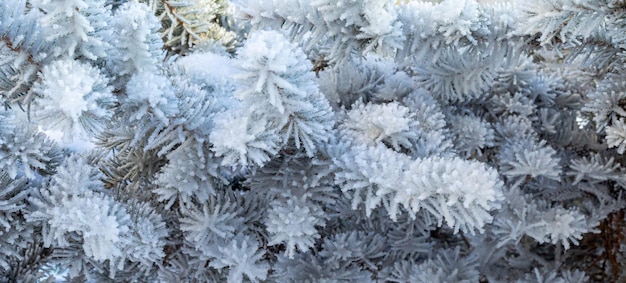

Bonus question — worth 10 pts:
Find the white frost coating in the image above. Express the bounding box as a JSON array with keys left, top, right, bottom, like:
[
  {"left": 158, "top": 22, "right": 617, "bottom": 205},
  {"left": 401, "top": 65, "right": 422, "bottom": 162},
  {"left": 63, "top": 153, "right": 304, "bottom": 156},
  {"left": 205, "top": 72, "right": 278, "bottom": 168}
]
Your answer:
[
  {"left": 606, "top": 119, "right": 626, "bottom": 154},
  {"left": 211, "top": 30, "right": 333, "bottom": 165},
  {"left": 32, "top": 0, "right": 111, "bottom": 60},
  {"left": 125, "top": 72, "right": 178, "bottom": 125},
  {"left": 432, "top": 0, "right": 467, "bottom": 23},
  {"left": 360, "top": 0, "right": 397, "bottom": 36},
  {"left": 46, "top": 193, "right": 129, "bottom": 261},
  {"left": 266, "top": 195, "right": 324, "bottom": 258},
  {"left": 176, "top": 52, "right": 238, "bottom": 83},
  {"left": 45, "top": 70, "right": 89, "bottom": 120},
  {"left": 32, "top": 58, "right": 114, "bottom": 142},
  {"left": 109, "top": 1, "right": 163, "bottom": 75},
  {"left": 333, "top": 143, "right": 504, "bottom": 234},
  {"left": 210, "top": 235, "right": 270, "bottom": 283},
  {"left": 341, "top": 101, "right": 417, "bottom": 150}
]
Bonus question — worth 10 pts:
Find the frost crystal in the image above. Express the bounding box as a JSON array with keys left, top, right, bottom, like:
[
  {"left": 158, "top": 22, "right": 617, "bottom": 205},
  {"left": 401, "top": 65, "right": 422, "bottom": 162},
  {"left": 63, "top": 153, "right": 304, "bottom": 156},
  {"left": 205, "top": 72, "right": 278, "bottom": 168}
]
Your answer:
[{"left": 32, "top": 59, "right": 114, "bottom": 142}]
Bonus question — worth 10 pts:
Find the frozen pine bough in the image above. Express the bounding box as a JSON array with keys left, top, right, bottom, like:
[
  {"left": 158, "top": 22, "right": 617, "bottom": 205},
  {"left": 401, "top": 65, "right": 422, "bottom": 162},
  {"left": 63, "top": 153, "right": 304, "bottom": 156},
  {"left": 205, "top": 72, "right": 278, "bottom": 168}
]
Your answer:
[{"left": 1, "top": 0, "right": 626, "bottom": 281}]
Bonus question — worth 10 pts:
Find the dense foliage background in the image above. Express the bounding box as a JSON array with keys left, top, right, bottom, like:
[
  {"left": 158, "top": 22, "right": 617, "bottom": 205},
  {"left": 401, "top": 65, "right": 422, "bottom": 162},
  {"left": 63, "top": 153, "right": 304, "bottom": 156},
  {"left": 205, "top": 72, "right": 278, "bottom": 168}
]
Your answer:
[{"left": 1, "top": 0, "right": 626, "bottom": 282}]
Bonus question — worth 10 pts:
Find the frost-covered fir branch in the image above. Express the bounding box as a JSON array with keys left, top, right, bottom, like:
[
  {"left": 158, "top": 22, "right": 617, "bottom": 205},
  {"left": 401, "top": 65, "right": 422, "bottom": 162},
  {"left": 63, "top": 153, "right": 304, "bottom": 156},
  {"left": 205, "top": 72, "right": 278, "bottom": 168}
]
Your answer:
[
  {"left": 2, "top": 0, "right": 626, "bottom": 282},
  {"left": 144, "top": 0, "right": 237, "bottom": 55}
]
